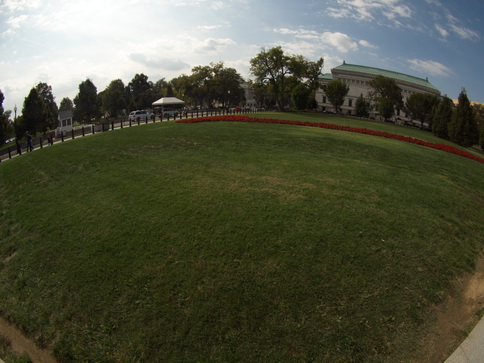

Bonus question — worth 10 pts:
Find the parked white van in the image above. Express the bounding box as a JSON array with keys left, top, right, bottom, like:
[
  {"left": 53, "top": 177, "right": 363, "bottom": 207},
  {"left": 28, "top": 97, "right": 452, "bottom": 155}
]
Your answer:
[{"left": 128, "top": 110, "right": 154, "bottom": 122}]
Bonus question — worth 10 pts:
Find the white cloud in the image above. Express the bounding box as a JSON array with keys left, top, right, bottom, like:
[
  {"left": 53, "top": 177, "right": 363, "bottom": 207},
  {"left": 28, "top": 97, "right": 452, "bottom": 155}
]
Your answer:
[
  {"left": 198, "top": 24, "right": 223, "bottom": 31},
  {"left": 172, "top": 0, "right": 227, "bottom": 8},
  {"left": 1, "top": 28, "right": 15, "bottom": 37},
  {"left": 441, "top": 9, "right": 480, "bottom": 41},
  {"left": 6, "top": 14, "right": 28, "bottom": 28},
  {"left": 327, "top": 0, "right": 412, "bottom": 25},
  {"left": 211, "top": 1, "right": 225, "bottom": 10},
  {"left": 273, "top": 28, "right": 358, "bottom": 53},
  {"left": 195, "top": 38, "right": 235, "bottom": 54},
  {"left": 392, "top": 4, "right": 411, "bottom": 18},
  {"left": 1, "top": 0, "right": 42, "bottom": 12},
  {"left": 327, "top": 7, "right": 352, "bottom": 19},
  {"left": 449, "top": 24, "right": 480, "bottom": 40},
  {"left": 323, "top": 32, "right": 358, "bottom": 52},
  {"left": 434, "top": 24, "right": 448, "bottom": 38},
  {"left": 322, "top": 54, "right": 344, "bottom": 71},
  {"left": 359, "top": 39, "right": 378, "bottom": 49},
  {"left": 273, "top": 40, "right": 321, "bottom": 57},
  {"left": 128, "top": 54, "right": 190, "bottom": 71},
  {"left": 273, "top": 28, "right": 320, "bottom": 40},
  {"left": 408, "top": 59, "right": 452, "bottom": 77}
]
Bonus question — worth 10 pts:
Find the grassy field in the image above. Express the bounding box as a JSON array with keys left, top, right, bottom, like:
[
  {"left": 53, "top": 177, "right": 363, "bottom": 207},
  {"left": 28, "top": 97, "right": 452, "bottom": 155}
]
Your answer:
[{"left": 0, "top": 113, "right": 483, "bottom": 361}]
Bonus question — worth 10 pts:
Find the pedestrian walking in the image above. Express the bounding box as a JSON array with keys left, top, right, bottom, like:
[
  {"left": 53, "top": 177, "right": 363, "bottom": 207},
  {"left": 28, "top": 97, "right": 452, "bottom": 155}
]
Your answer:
[{"left": 26, "top": 131, "right": 34, "bottom": 151}]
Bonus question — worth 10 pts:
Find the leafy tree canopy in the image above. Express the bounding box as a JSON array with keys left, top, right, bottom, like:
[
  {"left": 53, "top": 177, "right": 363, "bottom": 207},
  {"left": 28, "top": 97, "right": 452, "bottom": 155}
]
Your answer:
[
  {"left": 211, "top": 63, "right": 244, "bottom": 108},
  {"left": 128, "top": 73, "right": 156, "bottom": 110},
  {"left": 22, "top": 88, "right": 44, "bottom": 134},
  {"left": 475, "top": 104, "right": 484, "bottom": 150},
  {"left": 405, "top": 92, "right": 439, "bottom": 129},
  {"left": 250, "top": 47, "right": 323, "bottom": 111},
  {"left": 35, "top": 82, "right": 58, "bottom": 130},
  {"left": 378, "top": 97, "right": 394, "bottom": 121},
  {"left": 291, "top": 83, "right": 311, "bottom": 112},
  {"left": 74, "top": 78, "right": 100, "bottom": 122},
  {"left": 448, "top": 89, "right": 478, "bottom": 147},
  {"left": 170, "top": 62, "right": 244, "bottom": 108},
  {"left": 323, "top": 79, "right": 349, "bottom": 113},
  {"left": 0, "top": 89, "right": 9, "bottom": 144},
  {"left": 432, "top": 96, "right": 453, "bottom": 139},
  {"left": 355, "top": 94, "right": 370, "bottom": 118},
  {"left": 368, "top": 75, "right": 403, "bottom": 117},
  {"left": 101, "top": 79, "right": 127, "bottom": 118},
  {"left": 59, "top": 97, "right": 74, "bottom": 112},
  {"left": 170, "top": 74, "right": 194, "bottom": 104}
]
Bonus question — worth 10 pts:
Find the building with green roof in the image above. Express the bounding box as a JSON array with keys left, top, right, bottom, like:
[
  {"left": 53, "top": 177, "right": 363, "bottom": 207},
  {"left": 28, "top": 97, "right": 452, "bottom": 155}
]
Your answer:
[{"left": 316, "top": 62, "right": 440, "bottom": 122}]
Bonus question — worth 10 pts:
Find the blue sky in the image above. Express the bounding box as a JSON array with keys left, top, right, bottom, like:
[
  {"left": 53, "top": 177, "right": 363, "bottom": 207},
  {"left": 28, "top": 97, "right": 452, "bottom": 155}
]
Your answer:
[{"left": 1, "top": 0, "right": 483, "bottom": 114}]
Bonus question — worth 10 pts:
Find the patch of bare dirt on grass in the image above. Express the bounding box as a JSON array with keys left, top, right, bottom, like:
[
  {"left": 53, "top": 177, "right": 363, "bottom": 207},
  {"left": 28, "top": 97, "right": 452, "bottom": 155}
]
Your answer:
[
  {"left": 417, "top": 254, "right": 484, "bottom": 362},
  {"left": 0, "top": 317, "right": 57, "bottom": 363}
]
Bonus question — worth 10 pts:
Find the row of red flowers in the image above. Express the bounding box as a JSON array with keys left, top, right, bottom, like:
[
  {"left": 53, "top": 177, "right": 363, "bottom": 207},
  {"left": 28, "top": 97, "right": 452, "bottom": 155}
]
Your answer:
[{"left": 177, "top": 115, "right": 484, "bottom": 164}]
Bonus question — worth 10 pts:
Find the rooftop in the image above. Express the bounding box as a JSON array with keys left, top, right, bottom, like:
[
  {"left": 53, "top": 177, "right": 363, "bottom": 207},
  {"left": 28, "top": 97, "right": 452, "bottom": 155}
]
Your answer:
[{"left": 324, "top": 62, "right": 440, "bottom": 92}]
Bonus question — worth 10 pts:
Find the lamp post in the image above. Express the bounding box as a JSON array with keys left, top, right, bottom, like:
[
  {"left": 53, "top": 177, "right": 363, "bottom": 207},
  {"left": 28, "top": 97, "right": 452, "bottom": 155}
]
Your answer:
[{"left": 14, "top": 105, "right": 17, "bottom": 121}]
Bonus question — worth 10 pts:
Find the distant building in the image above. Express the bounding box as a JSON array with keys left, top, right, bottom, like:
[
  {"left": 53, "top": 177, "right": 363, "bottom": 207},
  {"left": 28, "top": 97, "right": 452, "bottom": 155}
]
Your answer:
[
  {"left": 316, "top": 62, "right": 440, "bottom": 123},
  {"left": 57, "top": 110, "right": 73, "bottom": 136},
  {"left": 241, "top": 81, "right": 257, "bottom": 108}
]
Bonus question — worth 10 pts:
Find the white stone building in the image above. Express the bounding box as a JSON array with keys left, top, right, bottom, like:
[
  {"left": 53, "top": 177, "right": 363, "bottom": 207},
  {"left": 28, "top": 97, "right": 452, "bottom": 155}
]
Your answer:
[
  {"left": 241, "top": 81, "right": 257, "bottom": 108},
  {"left": 56, "top": 110, "right": 73, "bottom": 136},
  {"left": 316, "top": 62, "right": 441, "bottom": 122}
]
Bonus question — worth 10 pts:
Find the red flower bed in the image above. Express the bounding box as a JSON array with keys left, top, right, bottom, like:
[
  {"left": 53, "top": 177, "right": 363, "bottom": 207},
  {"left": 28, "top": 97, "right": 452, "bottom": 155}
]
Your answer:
[{"left": 177, "top": 115, "right": 484, "bottom": 164}]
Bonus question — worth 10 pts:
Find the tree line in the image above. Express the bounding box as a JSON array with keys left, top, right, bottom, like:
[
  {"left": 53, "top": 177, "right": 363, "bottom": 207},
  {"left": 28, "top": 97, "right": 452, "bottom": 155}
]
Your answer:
[
  {"left": 0, "top": 46, "right": 483, "bottom": 150},
  {"left": 322, "top": 75, "right": 484, "bottom": 149},
  {"left": 0, "top": 61, "right": 250, "bottom": 142}
]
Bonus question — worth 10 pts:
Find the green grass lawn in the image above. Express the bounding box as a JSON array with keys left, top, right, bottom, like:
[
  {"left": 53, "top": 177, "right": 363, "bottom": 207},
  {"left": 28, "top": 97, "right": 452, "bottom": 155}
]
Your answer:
[{"left": 0, "top": 113, "right": 483, "bottom": 361}]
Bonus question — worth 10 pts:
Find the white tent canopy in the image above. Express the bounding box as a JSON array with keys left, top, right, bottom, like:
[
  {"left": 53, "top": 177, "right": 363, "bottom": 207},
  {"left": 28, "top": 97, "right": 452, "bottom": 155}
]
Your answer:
[{"left": 152, "top": 97, "right": 185, "bottom": 106}]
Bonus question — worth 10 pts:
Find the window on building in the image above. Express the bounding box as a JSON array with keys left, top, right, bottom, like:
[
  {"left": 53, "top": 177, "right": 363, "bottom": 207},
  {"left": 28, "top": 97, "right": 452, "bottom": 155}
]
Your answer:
[
  {"left": 323, "top": 96, "right": 327, "bottom": 104},
  {"left": 348, "top": 99, "right": 353, "bottom": 107}
]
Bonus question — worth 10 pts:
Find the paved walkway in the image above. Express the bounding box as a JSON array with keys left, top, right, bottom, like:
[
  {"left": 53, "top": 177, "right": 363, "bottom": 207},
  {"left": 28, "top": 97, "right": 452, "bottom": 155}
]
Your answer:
[{"left": 445, "top": 316, "right": 484, "bottom": 362}]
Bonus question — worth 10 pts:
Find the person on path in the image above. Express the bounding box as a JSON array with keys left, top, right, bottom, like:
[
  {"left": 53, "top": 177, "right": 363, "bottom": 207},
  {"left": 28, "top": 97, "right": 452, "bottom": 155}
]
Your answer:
[{"left": 26, "top": 131, "right": 34, "bottom": 151}]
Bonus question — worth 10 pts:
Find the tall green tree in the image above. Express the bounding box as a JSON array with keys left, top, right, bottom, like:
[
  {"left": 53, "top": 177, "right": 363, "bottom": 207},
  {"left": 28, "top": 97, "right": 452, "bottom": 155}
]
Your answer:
[
  {"left": 474, "top": 104, "right": 484, "bottom": 150},
  {"left": 480, "top": 121, "right": 484, "bottom": 151},
  {"left": 323, "top": 79, "right": 349, "bottom": 113},
  {"left": 303, "top": 57, "right": 325, "bottom": 92},
  {"left": 378, "top": 98, "right": 395, "bottom": 122},
  {"left": 252, "top": 81, "right": 276, "bottom": 108},
  {"left": 211, "top": 63, "right": 244, "bottom": 108},
  {"left": 101, "top": 79, "right": 127, "bottom": 118},
  {"left": 35, "top": 82, "right": 58, "bottom": 130},
  {"left": 250, "top": 47, "right": 323, "bottom": 111},
  {"left": 448, "top": 89, "right": 478, "bottom": 147},
  {"left": 0, "top": 90, "right": 9, "bottom": 144},
  {"left": 405, "top": 92, "right": 439, "bottom": 129},
  {"left": 250, "top": 47, "right": 291, "bottom": 111},
  {"left": 368, "top": 75, "right": 403, "bottom": 120},
  {"left": 128, "top": 73, "right": 155, "bottom": 110},
  {"left": 74, "top": 79, "right": 100, "bottom": 122},
  {"left": 190, "top": 64, "right": 215, "bottom": 107},
  {"left": 355, "top": 94, "right": 370, "bottom": 118},
  {"left": 291, "top": 83, "right": 311, "bottom": 112},
  {"left": 171, "top": 63, "right": 244, "bottom": 108},
  {"left": 22, "top": 88, "right": 44, "bottom": 134},
  {"left": 170, "top": 74, "right": 194, "bottom": 104},
  {"left": 152, "top": 78, "right": 168, "bottom": 100},
  {"left": 59, "top": 97, "right": 74, "bottom": 112},
  {"left": 432, "top": 97, "right": 453, "bottom": 139}
]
